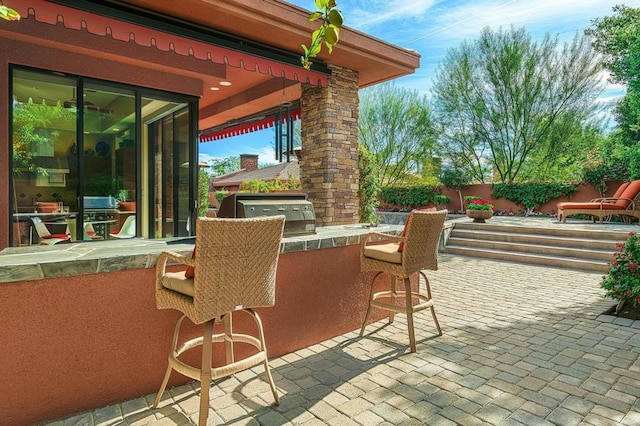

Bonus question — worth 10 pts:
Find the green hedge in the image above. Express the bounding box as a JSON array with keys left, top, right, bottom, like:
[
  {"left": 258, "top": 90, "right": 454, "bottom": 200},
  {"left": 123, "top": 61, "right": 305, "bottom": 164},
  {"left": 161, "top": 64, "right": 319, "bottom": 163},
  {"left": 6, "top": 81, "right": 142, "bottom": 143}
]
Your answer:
[
  {"left": 492, "top": 182, "right": 578, "bottom": 212},
  {"left": 379, "top": 185, "right": 441, "bottom": 209}
]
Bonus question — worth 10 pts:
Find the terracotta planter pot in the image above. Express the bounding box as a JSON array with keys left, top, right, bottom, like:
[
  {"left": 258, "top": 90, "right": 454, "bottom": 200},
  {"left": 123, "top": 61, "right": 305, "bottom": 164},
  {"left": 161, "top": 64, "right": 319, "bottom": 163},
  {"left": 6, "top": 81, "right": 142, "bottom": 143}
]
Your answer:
[
  {"left": 118, "top": 201, "right": 136, "bottom": 212},
  {"left": 466, "top": 209, "right": 493, "bottom": 223}
]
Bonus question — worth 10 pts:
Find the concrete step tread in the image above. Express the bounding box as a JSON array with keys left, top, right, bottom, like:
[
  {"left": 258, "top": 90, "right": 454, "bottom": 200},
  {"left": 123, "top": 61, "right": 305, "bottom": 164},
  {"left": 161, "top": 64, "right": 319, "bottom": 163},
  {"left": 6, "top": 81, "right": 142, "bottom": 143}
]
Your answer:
[
  {"left": 448, "top": 236, "right": 615, "bottom": 256},
  {"left": 444, "top": 246, "right": 609, "bottom": 272},
  {"left": 449, "top": 228, "right": 624, "bottom": 245},
  {"left": 453, "top": 222, "right": 631, "bottom": 241}
]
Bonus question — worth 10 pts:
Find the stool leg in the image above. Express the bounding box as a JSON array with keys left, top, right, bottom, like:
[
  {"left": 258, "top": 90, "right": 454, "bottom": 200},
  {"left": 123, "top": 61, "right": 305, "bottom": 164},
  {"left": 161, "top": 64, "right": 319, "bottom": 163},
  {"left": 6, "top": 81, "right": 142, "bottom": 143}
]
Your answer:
[
  {"left": 224, "top": 313, "right": 234, "bottom": 364},
  {"left": 153, "top": 315, "right": 186, "bottom": 408},
  {"left": 248, "top": 308, "right": 279, "bottom": 405},
  {"left": 420, "top": 271, "right": 442, "bottom": 336},
  {"left": 404, "top": 277, "right": 416, "bottom": 353},
  {"left": 360, "top": 272, "right": 383, "bottom": 336},
  {"left": 198, "top": 319, "right": 214, "bottom": 426},
  {"left": 389, "top": 276, "right": 397, "bottom": 324}
]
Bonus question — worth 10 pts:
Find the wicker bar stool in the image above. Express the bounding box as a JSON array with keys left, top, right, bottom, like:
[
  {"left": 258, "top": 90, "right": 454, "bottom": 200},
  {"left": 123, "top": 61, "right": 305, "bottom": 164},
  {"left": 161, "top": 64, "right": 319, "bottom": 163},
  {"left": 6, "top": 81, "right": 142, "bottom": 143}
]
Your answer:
[
  {"left": 153, "top": 216, "right": 285, "bottom": 425},
  {"left": 359, "top": 209, "right": 447, "bottom": 352}
]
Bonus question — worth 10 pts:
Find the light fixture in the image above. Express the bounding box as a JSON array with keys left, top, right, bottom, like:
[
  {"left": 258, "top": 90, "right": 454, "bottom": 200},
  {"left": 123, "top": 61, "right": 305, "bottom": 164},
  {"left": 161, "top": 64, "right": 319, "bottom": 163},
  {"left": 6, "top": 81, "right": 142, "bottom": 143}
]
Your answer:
[
  {"left": 219, "top": 81, "right": 232, "bottom": 86},
  {"left": 210, "top": 87, "right": 220, "bottom": 91},
  {"left": 63, "top": 88, "right": 77, "bottom": 110}
]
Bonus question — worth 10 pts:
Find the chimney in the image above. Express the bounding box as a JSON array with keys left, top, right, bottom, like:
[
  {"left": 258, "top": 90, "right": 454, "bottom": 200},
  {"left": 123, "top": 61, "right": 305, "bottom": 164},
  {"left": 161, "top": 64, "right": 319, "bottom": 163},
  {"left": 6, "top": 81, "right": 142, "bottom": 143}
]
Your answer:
[{"left": 240, "top": 154, "right": 258, "bottom": 172}]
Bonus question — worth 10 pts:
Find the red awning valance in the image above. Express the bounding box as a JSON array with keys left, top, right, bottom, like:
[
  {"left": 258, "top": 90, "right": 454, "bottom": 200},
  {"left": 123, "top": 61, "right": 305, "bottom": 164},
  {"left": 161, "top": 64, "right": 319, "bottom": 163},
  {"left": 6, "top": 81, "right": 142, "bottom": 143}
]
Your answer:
[
  {"left": 200, "top": 109, "right": 300, "bottom": 142},
  {"left": 13, "top": 0, "right": 327, "bottom": 86}
]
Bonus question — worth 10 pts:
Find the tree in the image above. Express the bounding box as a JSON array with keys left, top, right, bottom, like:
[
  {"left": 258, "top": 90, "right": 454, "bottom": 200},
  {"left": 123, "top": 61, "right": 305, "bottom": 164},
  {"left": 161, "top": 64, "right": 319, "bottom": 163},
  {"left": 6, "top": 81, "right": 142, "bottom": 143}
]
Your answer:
[
  {"left": 359, "top": 83, "right": 436, "bottom": 186},
  {"left": 432, "top": 26, "right": 605, "bottom": 184},
  {"left": 586, "top": 5, "right": 640, "bottom": 143},
  {"left": 207, "top": 156, "right": 240, "bottom": 177},
  {"left": 358, "top": 145, "right": 380, "bottom": 223}
]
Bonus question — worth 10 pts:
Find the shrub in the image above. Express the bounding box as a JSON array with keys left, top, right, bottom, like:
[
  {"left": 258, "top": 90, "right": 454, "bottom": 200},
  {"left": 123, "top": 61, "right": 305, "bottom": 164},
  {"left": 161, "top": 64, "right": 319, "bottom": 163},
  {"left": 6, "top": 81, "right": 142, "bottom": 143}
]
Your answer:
[
  {"left": 379, "top": 185, "right": 440, "bottom": 211},
  {"left": 602, "top": 232, "right": 640, "bottom": 308},
  {"left": 358, "top": 145, "right": 380, "bottom": 223},
  {"left": 492, "top": 182, "right": 577, "bottom": 214}
]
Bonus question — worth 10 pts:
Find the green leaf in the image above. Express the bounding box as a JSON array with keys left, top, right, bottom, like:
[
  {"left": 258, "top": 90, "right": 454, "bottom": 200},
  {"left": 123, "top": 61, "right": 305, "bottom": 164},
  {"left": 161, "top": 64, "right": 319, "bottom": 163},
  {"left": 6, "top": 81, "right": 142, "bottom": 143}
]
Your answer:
[
  {"left": 307, "top": 11, "right": 323, "bottom": 22},
  {"left": 301, "top": 44, "right": 309, "bottom": 55},
  {"left": 328, "top": 9, "right": 343, "bottom": 27},
  {"left": 0, "top": 6, "right": 20, "bottom": 21},
  {"left": 315, "top": 0, "right": 329, "bottom": 10},
  {"left": 324, "top": 25, "right": 339, "bottom": 45}
]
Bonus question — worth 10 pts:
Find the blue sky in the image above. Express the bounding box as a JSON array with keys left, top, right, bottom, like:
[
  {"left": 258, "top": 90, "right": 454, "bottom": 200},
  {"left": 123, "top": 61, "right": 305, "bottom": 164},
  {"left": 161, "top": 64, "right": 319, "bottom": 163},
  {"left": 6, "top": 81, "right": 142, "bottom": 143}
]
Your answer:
[{"left": 199, "top": 0, "right": 640, "bottom": 165}]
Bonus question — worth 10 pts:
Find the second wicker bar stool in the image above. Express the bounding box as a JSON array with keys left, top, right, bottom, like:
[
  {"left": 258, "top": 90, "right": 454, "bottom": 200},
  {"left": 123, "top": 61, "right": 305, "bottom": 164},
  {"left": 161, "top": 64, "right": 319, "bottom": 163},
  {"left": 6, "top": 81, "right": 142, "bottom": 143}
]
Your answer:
[{"left": 359, "top": 209, "right": 447, "bottom": 352}]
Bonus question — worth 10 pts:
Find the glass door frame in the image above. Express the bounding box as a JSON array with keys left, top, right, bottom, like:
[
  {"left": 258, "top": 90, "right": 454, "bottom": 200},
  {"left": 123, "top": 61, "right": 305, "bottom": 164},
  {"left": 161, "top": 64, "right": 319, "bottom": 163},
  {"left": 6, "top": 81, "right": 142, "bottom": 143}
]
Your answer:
[{"left": 8, "top": 65, "right": 199, "bottom": 245}]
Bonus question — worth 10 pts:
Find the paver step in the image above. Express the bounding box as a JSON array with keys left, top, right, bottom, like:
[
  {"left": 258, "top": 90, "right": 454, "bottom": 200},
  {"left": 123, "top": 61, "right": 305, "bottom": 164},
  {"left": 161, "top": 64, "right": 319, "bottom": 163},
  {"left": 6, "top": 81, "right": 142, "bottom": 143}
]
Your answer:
[
  {"left": 447, "top": 237, "right": 615, "bottom": 261},
  {"left": 444, "top": 245, "right": 609, "bottom": 273},
  {"left": 443, "top": 221, "right": 625, "bottom": 272},
  {"left": 453, "top": 221, "right": 630, "bottom": 241},
  {"left": 449, "top": 229, "right": 620, "bottom": 251}
]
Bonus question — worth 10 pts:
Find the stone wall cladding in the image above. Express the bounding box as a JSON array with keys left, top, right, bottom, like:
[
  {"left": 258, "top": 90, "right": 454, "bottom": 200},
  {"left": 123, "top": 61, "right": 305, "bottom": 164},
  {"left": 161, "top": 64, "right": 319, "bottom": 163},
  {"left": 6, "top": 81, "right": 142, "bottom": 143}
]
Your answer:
[
  {"left": 240, "top": 154, "right": 259, "bottom": 172},
  {"left": 300, "top": 65, "right": 359, "bottom": 226}
]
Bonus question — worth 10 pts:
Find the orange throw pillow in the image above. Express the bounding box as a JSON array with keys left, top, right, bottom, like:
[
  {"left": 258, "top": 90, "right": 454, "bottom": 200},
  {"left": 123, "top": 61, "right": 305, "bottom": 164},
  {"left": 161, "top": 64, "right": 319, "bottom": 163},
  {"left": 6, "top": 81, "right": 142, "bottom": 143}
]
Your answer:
[{"left": 185, "top": 247, "right": 196, "bottom": 278}]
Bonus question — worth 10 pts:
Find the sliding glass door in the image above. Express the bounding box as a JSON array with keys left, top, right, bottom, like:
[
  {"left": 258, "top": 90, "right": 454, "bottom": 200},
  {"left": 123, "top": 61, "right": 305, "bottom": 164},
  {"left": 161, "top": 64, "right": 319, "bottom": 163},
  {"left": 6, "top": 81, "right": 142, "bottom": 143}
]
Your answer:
[{"left": 10, "top": 66, "right": 197, "bottom": 246}]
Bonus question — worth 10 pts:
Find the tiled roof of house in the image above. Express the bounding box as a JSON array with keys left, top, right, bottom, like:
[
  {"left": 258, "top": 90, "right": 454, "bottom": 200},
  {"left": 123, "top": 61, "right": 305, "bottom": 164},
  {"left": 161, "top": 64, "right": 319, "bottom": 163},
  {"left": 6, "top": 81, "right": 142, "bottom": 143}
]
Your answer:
[{"left": 211, "top": 160, "right": 300, "bottom": 186}]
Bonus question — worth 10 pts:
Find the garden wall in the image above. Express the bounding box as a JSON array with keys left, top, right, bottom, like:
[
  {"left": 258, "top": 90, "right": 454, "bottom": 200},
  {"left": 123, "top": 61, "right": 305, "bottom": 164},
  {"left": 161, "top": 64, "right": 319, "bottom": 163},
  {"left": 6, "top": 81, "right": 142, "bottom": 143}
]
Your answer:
[{"left": 438, "top": 181, "right": 623, "bottom": 215}]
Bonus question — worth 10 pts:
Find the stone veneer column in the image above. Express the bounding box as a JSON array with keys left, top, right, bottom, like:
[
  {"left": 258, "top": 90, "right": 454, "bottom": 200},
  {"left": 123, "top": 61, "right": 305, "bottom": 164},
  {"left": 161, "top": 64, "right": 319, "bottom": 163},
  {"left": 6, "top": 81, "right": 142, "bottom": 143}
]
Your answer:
[{"left": 300, "top": 65, "right": 359, "bottom": 226}]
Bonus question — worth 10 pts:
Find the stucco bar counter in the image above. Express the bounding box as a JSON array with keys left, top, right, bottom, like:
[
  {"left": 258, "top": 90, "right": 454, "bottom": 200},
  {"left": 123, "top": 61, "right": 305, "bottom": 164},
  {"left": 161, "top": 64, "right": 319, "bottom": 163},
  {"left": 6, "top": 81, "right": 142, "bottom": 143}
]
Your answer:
[{"left": 0, "top": 224, "right": 402, "bottom": 425}]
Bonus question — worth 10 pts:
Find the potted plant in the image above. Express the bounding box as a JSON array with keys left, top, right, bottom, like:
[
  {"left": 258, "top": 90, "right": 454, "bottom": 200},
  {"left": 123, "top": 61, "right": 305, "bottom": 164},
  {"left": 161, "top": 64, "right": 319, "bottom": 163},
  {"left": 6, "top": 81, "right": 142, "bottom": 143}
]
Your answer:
[
  {"left": 602, "top": 232, "right": 640, "bottom": 315},
  {"left": 464, "top": 196, "right": 494, "bottom": 223},
  {"left": 116, "top": 189, "right": 135, "bottom": 211}
]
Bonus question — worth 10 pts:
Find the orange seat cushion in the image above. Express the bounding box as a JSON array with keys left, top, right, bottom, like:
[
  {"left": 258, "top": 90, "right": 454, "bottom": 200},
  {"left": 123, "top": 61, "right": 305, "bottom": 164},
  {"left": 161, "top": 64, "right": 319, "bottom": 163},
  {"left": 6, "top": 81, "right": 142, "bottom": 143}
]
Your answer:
[
  {"left": 162, "top": 271, "right": 194, "bottom": 297},
  {"left": 364, "top": 243, "right": 403, "bottom": 264},
  {"left": 611, "top": 182, "right": 630, "bottom": 198},
  {"left": 615, "top": 180, "right": 640, "bottom": 208},
  {"left": 557, "top": 202, "right": 624, "bottom": 210}
]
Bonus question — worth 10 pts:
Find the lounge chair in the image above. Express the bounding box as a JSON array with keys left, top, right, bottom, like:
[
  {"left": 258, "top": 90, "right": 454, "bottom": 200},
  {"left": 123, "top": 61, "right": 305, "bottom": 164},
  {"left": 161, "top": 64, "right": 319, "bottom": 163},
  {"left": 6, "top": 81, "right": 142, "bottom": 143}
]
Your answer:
[{"left": 557, "top": 180, "right": 640, "bottom": 223}]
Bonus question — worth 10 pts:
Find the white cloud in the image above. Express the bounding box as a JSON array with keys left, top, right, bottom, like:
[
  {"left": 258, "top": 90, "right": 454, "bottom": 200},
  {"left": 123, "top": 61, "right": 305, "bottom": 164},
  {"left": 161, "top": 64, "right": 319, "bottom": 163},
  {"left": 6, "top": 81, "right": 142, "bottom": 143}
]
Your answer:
[{"left": 348, "top": 0, "right": 436, "bottom": 30}]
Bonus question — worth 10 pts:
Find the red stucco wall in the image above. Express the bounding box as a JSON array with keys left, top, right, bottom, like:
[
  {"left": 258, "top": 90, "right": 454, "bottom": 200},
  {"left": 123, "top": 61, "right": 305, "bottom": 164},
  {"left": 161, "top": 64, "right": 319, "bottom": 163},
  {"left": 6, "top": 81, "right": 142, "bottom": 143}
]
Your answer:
[
  {"left": 439, "top": 181, "right": 623, "bottom": 214},
  {"left": 0, "top": 245, "right": 403, "bottom": 425}
]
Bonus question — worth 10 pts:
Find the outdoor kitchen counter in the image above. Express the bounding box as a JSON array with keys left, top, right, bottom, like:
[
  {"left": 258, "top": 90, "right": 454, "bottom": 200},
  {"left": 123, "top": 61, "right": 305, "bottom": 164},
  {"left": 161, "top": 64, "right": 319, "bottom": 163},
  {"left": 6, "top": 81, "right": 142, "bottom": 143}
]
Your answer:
[{"left": 0, "top": 223, "right": 404, "bottom": 284}]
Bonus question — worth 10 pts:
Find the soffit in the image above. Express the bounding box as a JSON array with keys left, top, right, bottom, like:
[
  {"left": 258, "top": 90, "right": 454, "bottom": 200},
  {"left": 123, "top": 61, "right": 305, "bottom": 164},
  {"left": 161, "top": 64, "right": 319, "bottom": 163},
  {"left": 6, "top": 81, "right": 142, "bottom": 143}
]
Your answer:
[
  {"left": 110, "top": 0, "right": 421, "bottom": 88},
  {"left": 6, "top": 0, "right": 419, "bottom": 135}
]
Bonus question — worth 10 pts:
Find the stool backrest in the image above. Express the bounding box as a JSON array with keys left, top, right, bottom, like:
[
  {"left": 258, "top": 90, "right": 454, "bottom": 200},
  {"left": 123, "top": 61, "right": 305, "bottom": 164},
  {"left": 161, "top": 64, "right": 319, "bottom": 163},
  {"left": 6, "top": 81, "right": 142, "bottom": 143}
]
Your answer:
[
  {"left": 193, "top": 216, "right": 285, "bottom": 317},
  {"left": 401, "top": 209, "right": 447, "bottom": 273}
]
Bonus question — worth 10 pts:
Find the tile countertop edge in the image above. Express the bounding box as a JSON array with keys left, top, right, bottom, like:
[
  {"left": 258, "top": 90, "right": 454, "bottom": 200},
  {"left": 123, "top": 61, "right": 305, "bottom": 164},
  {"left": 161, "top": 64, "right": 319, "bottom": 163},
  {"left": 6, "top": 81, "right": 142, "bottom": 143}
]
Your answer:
[{"left": 0, "top": 224, "right": 406, "bottom": 284}]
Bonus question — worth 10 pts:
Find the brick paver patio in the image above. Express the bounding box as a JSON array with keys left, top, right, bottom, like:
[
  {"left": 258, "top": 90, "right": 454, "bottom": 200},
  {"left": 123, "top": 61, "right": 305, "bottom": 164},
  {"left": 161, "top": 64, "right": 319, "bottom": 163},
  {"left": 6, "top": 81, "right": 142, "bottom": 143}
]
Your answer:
[{"left": 47, "top": 253, "right": 640, "bottom": 425}]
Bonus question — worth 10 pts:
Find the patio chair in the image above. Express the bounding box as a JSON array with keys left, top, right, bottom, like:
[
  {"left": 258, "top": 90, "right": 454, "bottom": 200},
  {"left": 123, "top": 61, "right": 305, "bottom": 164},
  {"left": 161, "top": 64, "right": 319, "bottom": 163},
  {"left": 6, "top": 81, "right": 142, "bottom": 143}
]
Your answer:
[
  {"left": 557, "top": 180, "right": 640, "bottom": 223},
  {"left": 359, "top": 209, "right": 447, "bottom": 353},
  {"left": 153, "top": 215, "right": 285, "bottom": 426},
  {"left": 109, "top": 215, "right": 135, "bottom": 238},
  {"left": 31, "top": 216, "right": 70, "bottom": 245}
]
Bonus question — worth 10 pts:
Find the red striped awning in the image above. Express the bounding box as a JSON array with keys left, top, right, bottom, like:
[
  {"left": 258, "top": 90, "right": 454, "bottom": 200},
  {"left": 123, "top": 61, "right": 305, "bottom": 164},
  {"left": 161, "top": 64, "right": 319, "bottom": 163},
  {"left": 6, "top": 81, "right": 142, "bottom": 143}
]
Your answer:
[
  {"left": 200, "top": 109, "right": 300, "bottom": 142},
  {"left": 13, "top": 0, "right": 328, "bottom": 86}
]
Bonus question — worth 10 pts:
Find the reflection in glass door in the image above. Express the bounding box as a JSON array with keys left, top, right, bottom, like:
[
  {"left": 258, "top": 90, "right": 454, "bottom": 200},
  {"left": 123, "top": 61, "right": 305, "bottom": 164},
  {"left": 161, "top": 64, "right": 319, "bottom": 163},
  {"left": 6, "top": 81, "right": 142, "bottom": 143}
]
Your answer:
[
  {"left": 80, "top": 83, "right": 136, "bottom": 241},
  {"left": 148, "top": 104, "right": 192, "bottom": 238}
]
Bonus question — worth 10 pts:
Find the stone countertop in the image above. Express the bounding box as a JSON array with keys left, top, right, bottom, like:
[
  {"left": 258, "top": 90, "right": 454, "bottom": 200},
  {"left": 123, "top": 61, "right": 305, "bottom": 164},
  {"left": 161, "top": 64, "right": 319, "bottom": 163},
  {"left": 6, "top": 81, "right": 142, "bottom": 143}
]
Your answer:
[{"left": 0, "top": 224, "right": 403, "bottom": 284}]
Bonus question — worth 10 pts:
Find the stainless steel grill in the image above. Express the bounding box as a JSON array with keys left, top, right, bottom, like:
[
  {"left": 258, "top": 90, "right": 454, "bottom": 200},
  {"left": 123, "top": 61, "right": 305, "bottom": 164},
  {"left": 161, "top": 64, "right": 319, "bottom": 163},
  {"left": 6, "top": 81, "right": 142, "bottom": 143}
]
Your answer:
[{"left": 218, "top": 193, "right": 316, "bottom": 237}]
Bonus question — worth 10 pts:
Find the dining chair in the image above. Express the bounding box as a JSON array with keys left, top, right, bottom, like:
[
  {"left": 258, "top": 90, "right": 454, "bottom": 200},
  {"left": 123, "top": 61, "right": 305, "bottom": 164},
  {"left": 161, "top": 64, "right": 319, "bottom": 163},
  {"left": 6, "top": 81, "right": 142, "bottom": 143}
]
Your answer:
[
  {"left": 153, "top": 215, "right": 286, "bottom": 426},
  {"left": 31, "top": 216, "right": 70, "bottom": 245},
  {"left": 359, "top": 209, "right": 447, "bottom": 352},
  {"left": 109, "top": 215, "right": 136, "bottom": 238}
]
